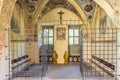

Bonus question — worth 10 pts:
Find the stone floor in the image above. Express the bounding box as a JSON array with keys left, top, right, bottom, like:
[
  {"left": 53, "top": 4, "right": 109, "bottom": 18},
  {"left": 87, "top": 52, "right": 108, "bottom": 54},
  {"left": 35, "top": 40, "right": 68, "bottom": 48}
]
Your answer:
[
  {"left": 12, "top": 63, "right": 115, "bottom": 80},
  {"left": 48, "top": 64, "right": 81, "bottom": 79}
]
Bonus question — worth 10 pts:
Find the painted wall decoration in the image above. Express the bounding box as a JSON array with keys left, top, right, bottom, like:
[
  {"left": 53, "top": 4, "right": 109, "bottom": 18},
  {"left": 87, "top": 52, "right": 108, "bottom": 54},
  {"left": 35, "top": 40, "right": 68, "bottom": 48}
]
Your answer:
[
  {"left": 27, "top": 4, "right": 35, "bottom": 12},
  {"left": 100, "top": 16, "right": 107, "bottom": 34},
  {"left": 84, "top": 4, "right": 93, "bottom": 12},
  {"left": 40, "top": 0, "right": 81, "bottom": 19},
  {"left": 19, "top": 0, "right": 96, "bottom": 22},
  {"left": 56, "top": 27, "right": 66, "bottom": 40},
  {"left": 10, "top": 16, "right": 20, "bottom": 33},
  {"left": 75, "top": 0, "right": 96, "bottom": 22},
  {"left": 20, "top": 0, "right": 41, "bottom": 21}
]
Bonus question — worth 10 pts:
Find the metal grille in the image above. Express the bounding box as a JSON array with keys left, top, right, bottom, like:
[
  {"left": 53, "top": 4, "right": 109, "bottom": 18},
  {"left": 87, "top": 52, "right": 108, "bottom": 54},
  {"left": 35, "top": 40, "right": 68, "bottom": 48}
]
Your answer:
[
  {"left": 8, "top": 28, "right": 48, "bottom": 80},
  {"left": 82, "top": 27, "right": 117, "bottom": 80},
  {"left": 8, "top": 20, "right": 117, "bottom": 80}
]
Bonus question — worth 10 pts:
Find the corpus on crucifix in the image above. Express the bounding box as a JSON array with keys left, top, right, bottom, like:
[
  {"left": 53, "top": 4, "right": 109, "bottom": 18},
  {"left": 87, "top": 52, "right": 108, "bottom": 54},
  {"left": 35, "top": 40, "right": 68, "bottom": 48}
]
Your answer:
[{"left": 57, "top": 10, "right": 65, "bottom": 24}]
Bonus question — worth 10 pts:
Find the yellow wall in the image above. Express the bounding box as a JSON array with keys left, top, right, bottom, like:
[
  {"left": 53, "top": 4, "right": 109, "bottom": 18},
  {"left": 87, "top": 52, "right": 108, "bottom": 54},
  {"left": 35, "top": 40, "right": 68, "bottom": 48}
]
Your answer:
[
  {"left": 37, "top": 7, "right": 81, "bottom": 64},
  {"left": 54, "top": 25, "right": 68, "bottom": 63},
  {"left": 39, "top": 7, "right": 80, "bottom": 23}
]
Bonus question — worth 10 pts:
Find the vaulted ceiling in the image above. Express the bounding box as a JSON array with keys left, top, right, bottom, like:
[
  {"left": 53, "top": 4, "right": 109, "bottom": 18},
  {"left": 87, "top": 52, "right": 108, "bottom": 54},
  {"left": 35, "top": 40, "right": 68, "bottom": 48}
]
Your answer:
[{"left": 18, "top": 0, "right": 97, "bottom": 24}]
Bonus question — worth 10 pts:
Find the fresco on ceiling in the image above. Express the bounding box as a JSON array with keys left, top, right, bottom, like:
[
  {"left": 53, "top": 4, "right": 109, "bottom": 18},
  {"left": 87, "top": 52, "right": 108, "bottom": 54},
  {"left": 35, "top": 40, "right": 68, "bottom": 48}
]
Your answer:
[
  {"left": 27, "top": 4, "right": 35, "bottom": 12},
  {"left": 39, "top": 0, "right": 81, "bottom": 19},
  {"left": 84, "top": 4, "right": 93, "bottom": 12},
  {"left": 19, "top": 0, "right": 96, "bottom": 22},
  {"left": 75, "top": 0, "right": 96, "bottom": 21},
  {"left": 20, "top": 0, "right": 41, "bottom": 21},
  {"left": 10, "top": 16, "right": 20, "bottom": 33}
]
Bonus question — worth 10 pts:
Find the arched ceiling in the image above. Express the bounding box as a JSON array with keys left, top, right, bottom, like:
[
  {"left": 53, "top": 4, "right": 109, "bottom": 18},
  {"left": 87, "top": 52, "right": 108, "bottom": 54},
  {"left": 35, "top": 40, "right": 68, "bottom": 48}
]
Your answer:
[
  {"left": 18, "top": 0, "right": 96, "bottom": 23},
  {"left": 17, "top": 0, "right": 115, "bottom": 28},
  {"left": 38, "top": 0, "right": 82, "bottom": 19}
]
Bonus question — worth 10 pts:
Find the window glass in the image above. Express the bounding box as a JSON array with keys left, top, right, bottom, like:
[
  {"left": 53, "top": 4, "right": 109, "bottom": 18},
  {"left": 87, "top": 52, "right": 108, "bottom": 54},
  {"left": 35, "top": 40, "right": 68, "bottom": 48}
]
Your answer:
[
  {"left": 44, "top": 37, "right": 48, "bottom": 44},
  {"left": 74, "top": 37, "right": 79, "bottom": 44},
  {"left": 69, "top": 29, "right": 73, "bottom": 36},
  {"left": 49, "top": 29, "right": 53, "bottom": 36},
  {"left": 69, "top": 37, "right": 73, "bottom": 45},
  {"left": 49, "top": 38, "right": 53, "bottom": 44},
  {"left": 74, "top": 29, "right": 79, "bottom": 36},
  {"left": 69, "top": 27, "right": 79, "bottom": 45},
  {"left": 44, "top": 29, "right": 48, "bottom": 36}
]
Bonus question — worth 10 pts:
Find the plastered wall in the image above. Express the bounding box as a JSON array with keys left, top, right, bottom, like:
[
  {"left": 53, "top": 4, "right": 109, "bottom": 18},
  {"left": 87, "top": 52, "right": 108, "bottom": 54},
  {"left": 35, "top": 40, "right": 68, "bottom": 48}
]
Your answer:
[{"left": 38, "top": 7, "right": 81, "bottom": 63}]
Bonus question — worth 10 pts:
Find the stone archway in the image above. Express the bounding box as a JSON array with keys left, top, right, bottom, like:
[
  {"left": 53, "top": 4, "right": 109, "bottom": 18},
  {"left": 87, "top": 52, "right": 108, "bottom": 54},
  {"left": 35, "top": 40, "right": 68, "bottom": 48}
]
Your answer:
[{"left": 0, "top": 0, "right": 120, "bottom": 80}]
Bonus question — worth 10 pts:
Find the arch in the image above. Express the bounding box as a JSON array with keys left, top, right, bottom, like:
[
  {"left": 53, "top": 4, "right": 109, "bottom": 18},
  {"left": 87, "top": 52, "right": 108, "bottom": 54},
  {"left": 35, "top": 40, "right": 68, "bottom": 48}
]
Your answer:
[
  {"left": 0, "top": 0, "right": 4, "bottom": 14},
  {"left": 0, "top": 0, "right": 117, "bottom": 29},
  {"left": 31, "top": 0, "right": 90, "bottom": 29},
  {"left": 29, "top": 0, "right": 49, "bottom": 28},
  {"left": 68, "top": 0, "right": 90, "bottom": 29},
  {"left": 93, "top": 0, "right": 115, "bottom": 23},
  {"left": 37, "top": 6, "right": 82, "bottom": 21},
  {"left": 0, "top": 0, "right": 17, "bottom": 28},
  {"left": 68, "top": 0, "right": 88, "bottom": 23},
  {"left": 38, "top": 7, "right": 82, "bottom": 22}
]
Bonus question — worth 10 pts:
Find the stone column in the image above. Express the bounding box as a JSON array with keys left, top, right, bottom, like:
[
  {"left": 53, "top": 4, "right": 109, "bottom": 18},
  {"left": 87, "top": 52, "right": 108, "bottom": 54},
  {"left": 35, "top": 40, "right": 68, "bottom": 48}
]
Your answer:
[
  {"left": 0, "top": 24, "right": 10, "bottom": 80},
  {"left": 115, "top": 10, "right": 120, "bottom": 80},
  {"left": 0, "top": 0, "right": 17, "bottom": 80}
]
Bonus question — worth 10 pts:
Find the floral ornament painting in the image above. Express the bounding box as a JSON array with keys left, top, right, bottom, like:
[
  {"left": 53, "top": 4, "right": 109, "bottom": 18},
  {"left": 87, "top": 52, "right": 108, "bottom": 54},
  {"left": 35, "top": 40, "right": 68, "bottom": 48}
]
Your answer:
[{"left": 56, "top": 27, "right": 66, "bottom": 40}]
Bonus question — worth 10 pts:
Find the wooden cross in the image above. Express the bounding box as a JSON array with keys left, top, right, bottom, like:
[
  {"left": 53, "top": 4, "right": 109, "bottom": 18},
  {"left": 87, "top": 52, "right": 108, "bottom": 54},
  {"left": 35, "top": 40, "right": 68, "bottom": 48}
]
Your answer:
[{"left": 57, "top": 11, "right": 65, "bottom": 24}]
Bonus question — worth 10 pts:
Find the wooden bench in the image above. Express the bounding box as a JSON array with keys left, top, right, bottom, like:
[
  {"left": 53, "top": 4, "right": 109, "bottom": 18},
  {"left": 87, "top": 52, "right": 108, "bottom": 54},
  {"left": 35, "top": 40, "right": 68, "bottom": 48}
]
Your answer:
[
  {"left": 91, "top": 55, "right": 115, "bottom": 77},
  {"left": 12, "top": 55, "right": 31, "bottom": 70}
]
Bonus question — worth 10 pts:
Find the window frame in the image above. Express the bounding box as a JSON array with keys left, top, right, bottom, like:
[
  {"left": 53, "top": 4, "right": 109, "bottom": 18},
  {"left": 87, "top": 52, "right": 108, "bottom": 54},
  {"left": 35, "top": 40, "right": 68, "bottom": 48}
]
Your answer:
[{"left": 68, "top": 25, "right": 80, "bottom": 45}]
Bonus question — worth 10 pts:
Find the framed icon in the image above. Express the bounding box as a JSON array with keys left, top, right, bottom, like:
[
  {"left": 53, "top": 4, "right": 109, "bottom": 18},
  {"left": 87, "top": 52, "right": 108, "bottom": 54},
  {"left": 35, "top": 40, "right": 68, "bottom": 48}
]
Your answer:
[{"left": 56, "top": 27, "right": 66, "bottom": 40}]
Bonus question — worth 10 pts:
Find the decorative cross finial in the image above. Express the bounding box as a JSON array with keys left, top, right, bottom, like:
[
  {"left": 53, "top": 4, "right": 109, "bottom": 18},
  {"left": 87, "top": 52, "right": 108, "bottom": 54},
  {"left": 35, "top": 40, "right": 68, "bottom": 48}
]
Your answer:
[{"left": 57, "top": 11, "right": 65, "bottom": 24}]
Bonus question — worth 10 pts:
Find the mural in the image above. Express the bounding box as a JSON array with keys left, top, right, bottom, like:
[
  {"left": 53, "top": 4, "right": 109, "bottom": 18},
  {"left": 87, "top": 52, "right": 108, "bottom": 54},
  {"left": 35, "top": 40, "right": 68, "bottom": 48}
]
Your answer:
[
  {"left": 39, "top": 0, "right": 81, "bottom": 19},
  {"left": 100, "top": 16, "right": 106, "bottom": 34},
  {"left": 75, "top": 0, "right": 96, "bottom": 21},
  {"left": 10, "top": 16, "right": 20, "bottom": 33},
  {"left": 56, "top": 27, "right": 66, "bottom": 40},
  {"left": 18, "top": 0, "right": 96, "bottom": 22},
  {"left": 20, "top": 0, "right": 41, "bottom": 21},
  {"left": 84, "top": 4, "right": 93, "bottom": 12},
  {"left": 27, "top": 4, "right": 35, "bottom": 12}
]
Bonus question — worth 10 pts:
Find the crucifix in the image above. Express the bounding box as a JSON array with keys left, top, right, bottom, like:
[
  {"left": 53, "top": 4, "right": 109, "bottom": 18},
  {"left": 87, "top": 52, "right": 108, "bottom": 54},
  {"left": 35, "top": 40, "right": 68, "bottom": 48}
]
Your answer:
[{"left": 57, "top": 11, "right": 65, "bottom": 24}]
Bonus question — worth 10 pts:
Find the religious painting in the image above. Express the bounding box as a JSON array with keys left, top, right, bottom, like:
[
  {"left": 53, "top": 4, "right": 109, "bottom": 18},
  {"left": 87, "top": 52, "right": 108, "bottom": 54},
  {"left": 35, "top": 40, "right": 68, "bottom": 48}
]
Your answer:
[
  {"left": 56, "top": 27, "right": 66, "bottom": 40},
  {"left": 100, "top": 16, "right": 107, "bottom": 34},
  {"left": 10, "top": 16, "right": 20, "bottom": 33}
]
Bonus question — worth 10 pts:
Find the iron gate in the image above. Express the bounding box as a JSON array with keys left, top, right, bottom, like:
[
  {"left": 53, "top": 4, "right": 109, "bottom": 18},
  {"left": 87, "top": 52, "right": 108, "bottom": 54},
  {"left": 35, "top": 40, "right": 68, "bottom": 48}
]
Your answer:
[
  {"left": 82, "top": 27, "right": 117, "bottom": 80},
  {"left": 8, "top": 28, "right": 48, "bottom": 80},
  {"left": 8, "top": 20, "right": 118, "bottom": 80}
]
